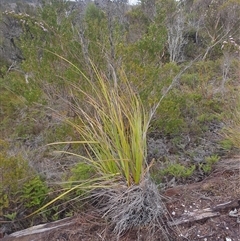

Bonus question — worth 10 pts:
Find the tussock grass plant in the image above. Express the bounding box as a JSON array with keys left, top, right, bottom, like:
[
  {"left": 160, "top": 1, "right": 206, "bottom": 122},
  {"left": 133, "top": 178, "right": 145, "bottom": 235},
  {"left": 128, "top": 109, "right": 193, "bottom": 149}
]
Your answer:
[
  {"left": 42, "top": 58, "right": 172, "bottom": 239},
  {"left": 68, "top": 71, "right": 151, "bottom": 186},
  {"left": 35, "top": 52, "right": 194, "bottom": 238},
  {"left": 59, "top": 68, "right": 170, "bottom": 238}
]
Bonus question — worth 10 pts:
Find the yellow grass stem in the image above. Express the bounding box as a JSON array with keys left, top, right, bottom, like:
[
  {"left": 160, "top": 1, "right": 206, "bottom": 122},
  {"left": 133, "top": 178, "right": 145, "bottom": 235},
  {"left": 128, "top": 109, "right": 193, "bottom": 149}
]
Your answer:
[{"left": 65, "top": 67, "right": 151, "bottom": 186}]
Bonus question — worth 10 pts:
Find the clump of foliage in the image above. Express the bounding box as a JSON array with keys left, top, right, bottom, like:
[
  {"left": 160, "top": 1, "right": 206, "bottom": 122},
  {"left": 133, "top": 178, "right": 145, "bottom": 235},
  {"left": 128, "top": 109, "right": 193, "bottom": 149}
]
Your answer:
[
  {"left": 65, "top": 162, "right": 96, "bottom": 197},
  {"left": 199, "top": 155, "right": 220, "bottom": 174},
  {"left": 68, "top": 162, "right": 95, "bottom": 183},
  {"left": 21, "top": 176, "right": 49, "bottom": 208},
  {"left": 0, "top": 139, "right": 50, "bottom": 220},
  {"left": 219, "top": 139, "right": 234, "bottom": 150},
  {"left": 71, "top": 71, "right": 151, "bottom": 186},
  {"left": 160, "top": 162, "right": 196, "bottom": 179},
  {"left": 0, "top": 140, "right": 31, "bottom": 214},
  {"left": 44, "top": 63, "right": 169, "bottom": 239}
]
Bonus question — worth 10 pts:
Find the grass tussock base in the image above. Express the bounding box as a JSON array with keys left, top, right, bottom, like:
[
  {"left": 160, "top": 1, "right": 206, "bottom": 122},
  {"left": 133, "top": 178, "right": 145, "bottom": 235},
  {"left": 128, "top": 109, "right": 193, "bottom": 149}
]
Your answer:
[{"left": 93, "top": 177, "right": 170, "bottom": 240}]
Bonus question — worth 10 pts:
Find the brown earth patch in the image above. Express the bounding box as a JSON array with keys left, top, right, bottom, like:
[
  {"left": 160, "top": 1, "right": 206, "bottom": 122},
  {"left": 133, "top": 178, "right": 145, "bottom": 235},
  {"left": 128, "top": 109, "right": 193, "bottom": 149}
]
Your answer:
[{"left": 164, "top": 156, "right": 240, "bottom": 241}]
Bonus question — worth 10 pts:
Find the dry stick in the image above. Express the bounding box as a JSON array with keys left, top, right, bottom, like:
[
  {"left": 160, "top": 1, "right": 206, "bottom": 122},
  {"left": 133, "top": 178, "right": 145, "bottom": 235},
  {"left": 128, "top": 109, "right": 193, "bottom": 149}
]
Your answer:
[
  {"left": 168, "top": 208, "right": 220, "bottom": 226},
  {"left": 168, "top": 199, "right": 240, "bottom": 227}
]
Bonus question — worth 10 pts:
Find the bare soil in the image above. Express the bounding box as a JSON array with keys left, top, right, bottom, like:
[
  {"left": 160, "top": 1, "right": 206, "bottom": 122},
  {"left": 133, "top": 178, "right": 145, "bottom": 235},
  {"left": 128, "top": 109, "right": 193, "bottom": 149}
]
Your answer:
[
  {"left": 1, "top": 156, "right": 239, "bottom": 241},
  {"left": 165, "top": 156, "right": 240, "bottom": 241}
]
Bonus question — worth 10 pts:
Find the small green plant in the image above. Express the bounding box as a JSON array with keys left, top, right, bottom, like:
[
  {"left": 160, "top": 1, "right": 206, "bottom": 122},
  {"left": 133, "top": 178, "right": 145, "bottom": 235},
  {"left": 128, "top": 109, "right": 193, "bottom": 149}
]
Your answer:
[
  {"left": 200, "top": 155, "right": 220, "bottom": 174},
  {"left": 220, "top": 139, "right": 234, "bottom": 150},
  {"left": 21, "top": 176, "right": 49, "bottom": 208},
  {"left": 206, "top": 155, "right": 220, "bottom": 163},
  {"left": 160, "top": 162, "right": 195, "bottom": 178},
  {"left": 197, "top": 113, "right": 217, "bottom": 123},
  {"left": 0, "top": 140, "right": 50, "bottom": 219},
  {"left": 69, "top": 162, "right": 95, "bottom": 182},
  {"left": 4, "top": 212, "right": 17, "bottom": 221},
  {"left": 0, "top": 143, "right": 32, "bottom": 197},
  {"left": 0, "top": 193, "right": 9, "bottom": 215},
  {"left": 66, "top": 162, "right": 96, "bottom": 196}
]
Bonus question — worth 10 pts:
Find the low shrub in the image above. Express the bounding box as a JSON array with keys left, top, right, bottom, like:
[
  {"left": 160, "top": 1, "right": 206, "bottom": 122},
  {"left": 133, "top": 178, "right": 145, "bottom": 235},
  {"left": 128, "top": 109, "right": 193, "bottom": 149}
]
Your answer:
[{"left": 160, "top": 162, "right": 196, "bottom": 179}]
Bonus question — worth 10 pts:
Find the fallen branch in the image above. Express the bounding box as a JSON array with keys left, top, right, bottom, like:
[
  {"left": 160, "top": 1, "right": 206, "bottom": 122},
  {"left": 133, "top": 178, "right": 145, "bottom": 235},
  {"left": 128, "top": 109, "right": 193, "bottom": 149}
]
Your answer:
[
  {"left": 168, "top": 199, "right": 240, "bottom": 226},
  {"left": 1, "top": 217, "right": 74, "bottom": 241},
  {"left": 168, "top": 208, "right": 220, "bottom": 226}
]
